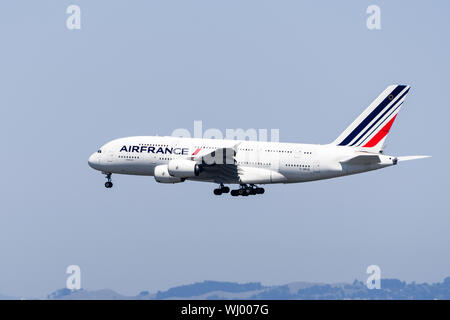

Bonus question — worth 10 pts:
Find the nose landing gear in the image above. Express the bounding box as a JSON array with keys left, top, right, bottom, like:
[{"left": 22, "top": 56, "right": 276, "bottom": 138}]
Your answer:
[{"left": 104, "top": 173, "right": 113, "bottom": 188}]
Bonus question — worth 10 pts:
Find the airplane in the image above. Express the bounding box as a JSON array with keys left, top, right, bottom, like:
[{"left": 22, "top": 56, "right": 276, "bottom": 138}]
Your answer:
[{"left": 88, "top": 85, "right": 429, "bottom": 196}]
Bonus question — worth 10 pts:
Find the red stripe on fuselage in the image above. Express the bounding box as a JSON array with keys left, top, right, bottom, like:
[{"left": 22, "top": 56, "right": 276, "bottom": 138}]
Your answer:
[
  {"left": 191, "top": 148, "right": 201, "bottom": 155},
  {"left": 362, "top": 115, "right": 397, "bottom": 148}
]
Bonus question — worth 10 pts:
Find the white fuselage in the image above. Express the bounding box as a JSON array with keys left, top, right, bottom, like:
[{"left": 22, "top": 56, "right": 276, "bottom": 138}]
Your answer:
[{"left": 88, "top": 136, "right": 397, "bottom": 185}]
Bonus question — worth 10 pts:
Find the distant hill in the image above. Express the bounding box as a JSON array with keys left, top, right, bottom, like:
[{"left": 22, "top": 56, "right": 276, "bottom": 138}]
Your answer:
[
  {"left": 3, "top": 277, "right": 450, "bottom": 300},
  {"left": 155, "top": 280, "right": 265, "bottom": 299},
  {"left": 253, "top": 278, "right": 450, "bottom": 300},
  {"left": 47, "top": 288, "right": 134, "bottom": 300}
]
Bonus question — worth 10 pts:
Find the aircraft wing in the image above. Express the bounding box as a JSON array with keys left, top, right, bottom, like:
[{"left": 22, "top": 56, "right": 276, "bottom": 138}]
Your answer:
[
  {"left": 188, "top": 144, "right": 241, "bottom": 183},
  {"left": 200, "top": 163, "right": 240, "bottom": 184}
]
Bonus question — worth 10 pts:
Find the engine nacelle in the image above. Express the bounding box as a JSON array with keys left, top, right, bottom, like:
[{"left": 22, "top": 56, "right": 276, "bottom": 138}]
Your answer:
[
  {"left": 154, "top": 165, "right": 184, "bottom": 184},
  {"left": 167, "top": 159, "right": 202, "bottom": 178}
]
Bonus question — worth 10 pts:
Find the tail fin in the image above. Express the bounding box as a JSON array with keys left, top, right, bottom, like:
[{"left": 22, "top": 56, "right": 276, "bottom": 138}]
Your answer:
[{"left": 332, "top": 85, "right": 411, "bottom": 153}]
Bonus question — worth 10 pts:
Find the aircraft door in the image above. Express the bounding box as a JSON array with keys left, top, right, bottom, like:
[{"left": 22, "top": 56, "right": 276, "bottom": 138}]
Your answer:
[
  {"left": 106, "top": 150, "right": 114, "bottom": 163},
  {"left": 313, "top": 159, "right": 320, "bottom": 175}
]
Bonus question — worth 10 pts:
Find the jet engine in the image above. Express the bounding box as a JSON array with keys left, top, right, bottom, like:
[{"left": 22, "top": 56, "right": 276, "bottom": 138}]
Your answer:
[
  {"left": 154, "top": 165, "right": 184, "bottom": 183},
  {"left": 167, "top": 159, "right": 203, "bottom": 178}
]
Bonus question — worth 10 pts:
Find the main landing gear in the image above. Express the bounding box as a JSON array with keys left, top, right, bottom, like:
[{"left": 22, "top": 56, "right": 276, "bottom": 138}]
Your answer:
[
  {"left": 214, "top": 183, "right": 264, "bottom": 196},
  {"left": 227, "top": 184, "right": 265, "bottom": 197},
  {"left": 213, "top": 184, "right": 230, "bottom": 195},
  {"left": 104, "top": 172, "right": 113, "bottom": 188}
]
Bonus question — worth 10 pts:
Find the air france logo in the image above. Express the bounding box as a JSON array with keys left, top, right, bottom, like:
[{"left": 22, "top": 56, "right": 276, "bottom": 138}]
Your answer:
[{"left": 120, "top": 145, "right": 188, "bottom": 155}]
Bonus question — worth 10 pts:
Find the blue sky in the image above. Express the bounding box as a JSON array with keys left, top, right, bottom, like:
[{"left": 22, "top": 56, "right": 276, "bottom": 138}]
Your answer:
[{"left": 0, "top": 1, "right": 448, "bottom": 297}]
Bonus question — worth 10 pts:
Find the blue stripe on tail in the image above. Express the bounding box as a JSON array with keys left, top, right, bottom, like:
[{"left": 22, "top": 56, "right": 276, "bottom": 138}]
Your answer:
[
  {"left": 350, "top": 88, "right": 409, "bottom": 146},
  {"left": 338, "top": 85, "right": 407, "bottom": 146}
]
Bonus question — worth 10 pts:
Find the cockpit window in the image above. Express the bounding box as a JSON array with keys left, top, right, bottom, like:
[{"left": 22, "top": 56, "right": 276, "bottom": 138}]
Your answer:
[{"left": 97, "top": 150, "right": 102, "bottom": 153}]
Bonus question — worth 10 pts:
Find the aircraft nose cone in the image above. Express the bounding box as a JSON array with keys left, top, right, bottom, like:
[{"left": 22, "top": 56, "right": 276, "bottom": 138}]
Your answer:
[{"left": 88, "top": 153, "right": 98, "bottom": 169}]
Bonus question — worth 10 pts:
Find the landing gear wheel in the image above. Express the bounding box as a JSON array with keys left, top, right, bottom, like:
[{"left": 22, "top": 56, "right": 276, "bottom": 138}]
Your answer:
[
  {"left": 213, "top": 188, "right": 223, "bottom": 195},
  {"left": 230, "top": 184, "right": 265, "bottom": 196},
  {"left": 217, "top": 184, "right": 230, "bottom": 194},
  {"left": 104, "top": 172, "right": 113, "bottom": 188},
  {"left": 256, "top": 187, "right": 265, "bottom": 194}
]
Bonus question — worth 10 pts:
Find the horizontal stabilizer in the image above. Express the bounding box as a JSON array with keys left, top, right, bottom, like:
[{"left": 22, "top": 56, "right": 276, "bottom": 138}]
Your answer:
[
  {"left": 340, "top": 154, "right": 380, "bottom": 165},
  {"left": 397, "top": 155, "right": 431, "bottom": 162}
]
